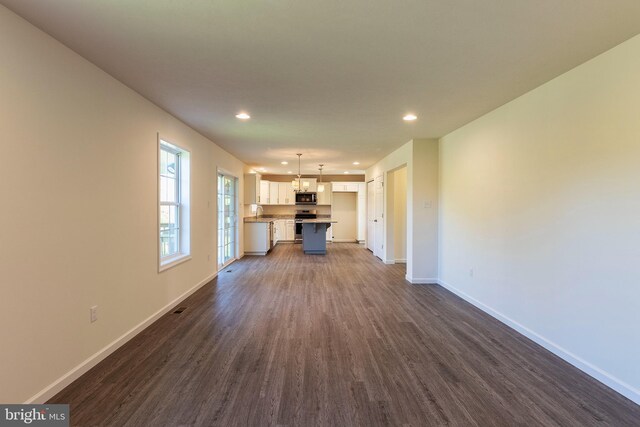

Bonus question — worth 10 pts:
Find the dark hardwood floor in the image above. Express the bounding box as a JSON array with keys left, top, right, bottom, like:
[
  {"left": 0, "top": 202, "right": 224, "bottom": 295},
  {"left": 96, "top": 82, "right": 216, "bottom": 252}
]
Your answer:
[{"left": 50, "top": 243, "right": 640, "bottom": 426}]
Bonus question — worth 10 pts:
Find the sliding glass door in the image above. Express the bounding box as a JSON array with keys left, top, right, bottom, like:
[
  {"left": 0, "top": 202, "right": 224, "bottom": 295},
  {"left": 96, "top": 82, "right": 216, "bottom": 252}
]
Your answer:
[{"left": 217, "top": 173, "right": 238, "bottom": 270}]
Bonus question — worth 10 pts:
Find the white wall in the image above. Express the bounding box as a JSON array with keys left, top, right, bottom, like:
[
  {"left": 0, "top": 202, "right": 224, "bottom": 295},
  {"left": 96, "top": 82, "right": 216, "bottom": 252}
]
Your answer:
[
  {"left": 411, "top": 139, "right": 439, "bottom": 281},
  {"left": 0, "top": 6, "right": 245, "bottom": 403},
  {"left": 393, "top": 167, "right": 407, "bottom": 262},
  {"left": 366, "top": 139, "right": 438, "bottom": 282},
  {"left": 439, "top": 34, "right": 640, "bottom": 403}
]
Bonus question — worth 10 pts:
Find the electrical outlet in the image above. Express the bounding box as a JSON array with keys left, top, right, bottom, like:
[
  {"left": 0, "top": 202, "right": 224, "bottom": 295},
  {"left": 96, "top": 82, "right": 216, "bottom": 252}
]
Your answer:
[
  {"left": 90, "top": 306, "right": 98, "bottom": 323},
  {"left": 207, "top": 254, "right": 211, "bottom": 261},
  {"left": 424, "top": 200, "right": 432, "bottom": 209},
  {"left": 469, "top": 268, "right": 474, "bottom": 278}
]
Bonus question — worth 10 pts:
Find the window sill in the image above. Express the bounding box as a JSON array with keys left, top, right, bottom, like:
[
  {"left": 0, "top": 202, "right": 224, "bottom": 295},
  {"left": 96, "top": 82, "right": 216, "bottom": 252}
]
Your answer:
[{"left": 159, "top": 253, "right": 192, "bottom": 272}]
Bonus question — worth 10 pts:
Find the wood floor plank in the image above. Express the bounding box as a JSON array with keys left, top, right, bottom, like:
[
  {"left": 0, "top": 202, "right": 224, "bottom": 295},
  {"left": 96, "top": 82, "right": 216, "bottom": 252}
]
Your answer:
[{"left": 49, "top": 243, "right": 640, "bottom": 426}]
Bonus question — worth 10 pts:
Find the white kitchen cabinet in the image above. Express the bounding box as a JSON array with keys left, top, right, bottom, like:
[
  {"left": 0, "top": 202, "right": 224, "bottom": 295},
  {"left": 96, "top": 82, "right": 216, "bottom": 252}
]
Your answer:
[
  {"left": 243, "top": 173, "right": 262, "bottom": 204},
  {"left": 244, "top": 222, "right": 271, "bottom": 255},
  {"left": 317, "top": 186, "right": 331, "bottom": 205},
  {"left": 269, "top": 182, "right": 279, "bottom": 204},
  {"left": 278, "top": 182, "right": 295, "bottom": 205},
  {"left": 332, "top": 182, "right": 360, "bottom": 193},
  {"left": 298, "top": 177, "right": 317, "bottom": 192},
  {"left": 259, "top": 180, "right": 270, "bottom": 205},
  {"left": 285, "top": 220, "right": 295, "bottom": 240}
]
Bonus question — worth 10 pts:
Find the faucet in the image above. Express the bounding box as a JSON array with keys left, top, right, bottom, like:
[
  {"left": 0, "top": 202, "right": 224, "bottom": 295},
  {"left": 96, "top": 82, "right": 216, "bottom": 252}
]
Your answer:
[{"left": 255, "top": 205, "right": 264, "bottom": 219}]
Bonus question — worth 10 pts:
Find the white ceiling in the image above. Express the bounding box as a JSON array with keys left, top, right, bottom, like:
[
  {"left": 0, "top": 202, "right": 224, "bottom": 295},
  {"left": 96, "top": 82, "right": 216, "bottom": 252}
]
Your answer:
[{"left": 3, "top": 1, "right": 640, "bottom": 174}]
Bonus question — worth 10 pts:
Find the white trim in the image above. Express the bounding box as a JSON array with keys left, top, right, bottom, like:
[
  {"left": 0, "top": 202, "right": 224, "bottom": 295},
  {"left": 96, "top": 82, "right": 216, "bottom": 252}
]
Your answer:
[
  {"left": 395, "top": 258, "right": 407, "bottom": 264},
  {"left": 218, "top": 257, "right": 238, "bottom": 272},
  {"left": 437, "top": 279, "right": 640, "bottom": 405},
  {"left": 244, "top": 251, "right": 269, "bottom": 256},
  {"left": 159, "top": 253, "right": 191, "bottom": 272},
  {"left": 405, "top": 274, "right": 438, "bottom": 284},
  {"left": 216, "top": 168, "right": 240, "bottom": 270},
  {"left": 158, "top": 135, "right": 192, "bottom": 272},
  {"left": 332, "top": 239, "right": 358, "bottom": 243},
  {"left": 384, "top": 259, "right": 395, "bottom": 265},
  {"left": 25, "top": 272, "right": 217, "bottom": 404}
]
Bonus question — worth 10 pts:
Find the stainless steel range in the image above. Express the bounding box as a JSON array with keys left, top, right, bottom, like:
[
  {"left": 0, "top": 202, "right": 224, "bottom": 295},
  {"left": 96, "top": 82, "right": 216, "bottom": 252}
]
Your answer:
[{"left": 294, "top": 209, "right": 317, "bottom": 243}]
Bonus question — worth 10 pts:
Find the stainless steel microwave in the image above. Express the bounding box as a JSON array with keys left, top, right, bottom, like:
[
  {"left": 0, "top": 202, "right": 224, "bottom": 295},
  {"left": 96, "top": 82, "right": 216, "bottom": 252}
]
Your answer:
[{"left": 295, "top": 192, "right": 317, "bottom": 205}]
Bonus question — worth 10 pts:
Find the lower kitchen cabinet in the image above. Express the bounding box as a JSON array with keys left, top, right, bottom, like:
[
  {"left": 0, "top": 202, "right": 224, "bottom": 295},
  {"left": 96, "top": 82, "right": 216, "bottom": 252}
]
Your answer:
[
  {"left": 275, "top": 220, "right": 295, "bottom": 242},
  {"left": 285, "top": 220, "right": 295, "bottom": 241},
  {"left": 244, "top": 222, "right": 272, "bottom": 255}
]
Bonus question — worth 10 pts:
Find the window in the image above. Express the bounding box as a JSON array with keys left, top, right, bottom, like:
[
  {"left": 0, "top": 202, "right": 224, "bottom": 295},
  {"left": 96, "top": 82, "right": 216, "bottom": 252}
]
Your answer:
[{"left": 159, "top": 138, "right": 190, "bottom": 271}]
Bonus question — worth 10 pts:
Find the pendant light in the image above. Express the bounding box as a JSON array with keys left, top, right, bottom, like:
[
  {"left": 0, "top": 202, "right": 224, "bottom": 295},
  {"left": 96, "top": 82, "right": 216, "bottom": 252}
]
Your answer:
[
  {"left": 292, "top": 153, "right": 302, "bottom": 191},
  {"left": 317, "top": 164, "right": 325, "bottom": 193}
]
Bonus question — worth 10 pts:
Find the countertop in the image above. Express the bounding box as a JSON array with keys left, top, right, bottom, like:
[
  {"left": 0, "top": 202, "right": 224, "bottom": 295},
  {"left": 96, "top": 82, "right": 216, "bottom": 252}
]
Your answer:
[
  {"left": 297, "top": 218, "right": 337, "bottom": 224},
  {"left": 243, "top": 215, "right": 294, "bottom": 223},
  {"left": 243, "top": 215, "right": 336, "bottom": 224}
]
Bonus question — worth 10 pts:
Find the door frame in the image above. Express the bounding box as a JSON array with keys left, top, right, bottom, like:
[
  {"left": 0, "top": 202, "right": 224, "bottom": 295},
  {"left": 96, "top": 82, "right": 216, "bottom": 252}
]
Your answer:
[
  {"left": 216, "top": 167, "right": 240, "bottom": 271},
  {"left": 366, "top": 180, "right": 375, "bottom": 251},
  {"left": 373, "top": 175, "right": 384, "bottom": 260}
]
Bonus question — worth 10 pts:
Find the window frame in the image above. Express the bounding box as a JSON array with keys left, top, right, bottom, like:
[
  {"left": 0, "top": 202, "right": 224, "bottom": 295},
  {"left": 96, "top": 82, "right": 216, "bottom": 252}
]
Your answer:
[{"left": 158, "top": 136, "right": 191, "bottom": 272}]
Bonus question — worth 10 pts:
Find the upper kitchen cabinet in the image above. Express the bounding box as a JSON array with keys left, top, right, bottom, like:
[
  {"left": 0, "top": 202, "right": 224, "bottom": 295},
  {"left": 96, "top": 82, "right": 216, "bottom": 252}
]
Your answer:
[
  {"left": 269, "top": 182, "right": 279, "bottom": 204},
  {"left": 278, "top": 182, "right": 295, "bottom": 205},
  {"left": 295, "top": 177, "right": 317, "bottom": 192},
  {"left": 317, "top": 187, "right": 332, "bottom": 205},
  {"left": 332, "top": 182, "right": 360, "bottom": 192},
  {"left": 243, "top": 173, "right": 262, "bottom": 204},
  {"left": 260, "top": 180, "right": 270, "bottom": 205}
]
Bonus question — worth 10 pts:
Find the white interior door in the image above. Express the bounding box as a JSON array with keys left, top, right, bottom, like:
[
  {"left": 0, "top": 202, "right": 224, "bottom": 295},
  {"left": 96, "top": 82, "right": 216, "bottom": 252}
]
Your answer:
[
  {"left": 373, "top": 176, "right": 384, "bottom": 259},
  {"left": 367, "top": 180, "right": 375, "bottom": 251}
]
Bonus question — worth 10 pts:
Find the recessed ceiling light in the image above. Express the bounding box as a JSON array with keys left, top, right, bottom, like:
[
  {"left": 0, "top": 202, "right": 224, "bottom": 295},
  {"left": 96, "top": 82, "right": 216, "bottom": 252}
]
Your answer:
[
  {"left": 353, "top": 161, "right": 360, "bottom": 165},
  {"left": 235, "top": 112, "right": 251, "bottom": 120},
  {"left": 287, "top": 171, "right": 292, "bottom": 174},
  {"left": 281, "top": 161, "right": 288, "bottom": 165},
  {"left": 403, "top": 114, "right": 417, "bottom": 121},
  {"left": 344, "top": 171, "right": 350, "bottom": 174},
  {"left": 259, "top": 167, "right": 266, "bottom": 172}
]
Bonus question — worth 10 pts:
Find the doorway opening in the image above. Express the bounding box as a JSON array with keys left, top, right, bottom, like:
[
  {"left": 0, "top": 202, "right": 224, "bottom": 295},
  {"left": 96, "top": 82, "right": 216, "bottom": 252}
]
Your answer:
[
  {"left": 332, "top": 192, "right": 358, "bottom": 242},
  {"left": 217, "top": 172, "right": 238, "bottom": 271},
  {"left": 386, "top": 165, "right": 408, "bottom": 268}
]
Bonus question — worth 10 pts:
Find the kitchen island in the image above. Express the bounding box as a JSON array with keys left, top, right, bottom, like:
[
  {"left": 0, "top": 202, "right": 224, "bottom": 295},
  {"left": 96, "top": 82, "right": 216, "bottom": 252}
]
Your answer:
[
  {"left": 243, "top": 215, "right": 336, "bottom": 255},
  {"left": 298, "top": 218, "right": 337, "bottom": 255}
]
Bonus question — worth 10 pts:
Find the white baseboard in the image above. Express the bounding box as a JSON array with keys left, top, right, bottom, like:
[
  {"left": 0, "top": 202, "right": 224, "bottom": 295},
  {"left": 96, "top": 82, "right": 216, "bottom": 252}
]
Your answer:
[
  {"left": 405, "top": 274, "right": 438, "bottom": 284},
  {"left": 437, "top": 279, "right": 640, "bottom": 405},
  {"left": 384, "top": 259, "right": 395, "bottom": 264},
  {"left": 395, "top": 259, "right": 407, "bottom": 264},
  {"left": 25, "top": 272, "right": 217, "bottom": 404},
  {"left": 332, "top": 239, "right": 358, "bottom": 243}
]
